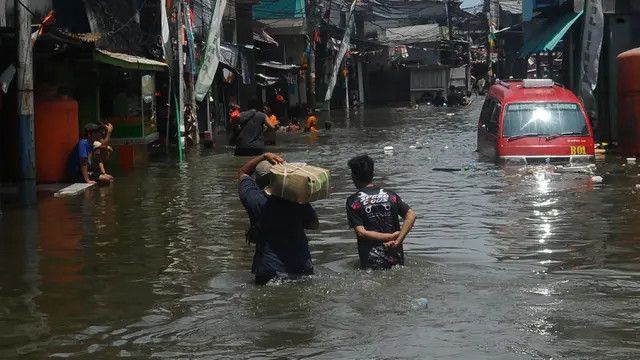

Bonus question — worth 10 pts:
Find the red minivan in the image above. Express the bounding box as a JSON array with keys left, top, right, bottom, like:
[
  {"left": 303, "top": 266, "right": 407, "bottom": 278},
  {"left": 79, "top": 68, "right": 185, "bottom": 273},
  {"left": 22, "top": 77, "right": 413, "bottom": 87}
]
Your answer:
[{"left": 477, "top": 79, "right": 595, "bottom": 163}]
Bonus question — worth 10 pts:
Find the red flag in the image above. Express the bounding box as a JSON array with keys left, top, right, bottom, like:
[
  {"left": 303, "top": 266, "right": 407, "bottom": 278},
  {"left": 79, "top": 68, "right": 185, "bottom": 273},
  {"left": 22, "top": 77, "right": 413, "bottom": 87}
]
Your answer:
[{"left": 32, "top": 10, "right": 55, "bottom": 44}]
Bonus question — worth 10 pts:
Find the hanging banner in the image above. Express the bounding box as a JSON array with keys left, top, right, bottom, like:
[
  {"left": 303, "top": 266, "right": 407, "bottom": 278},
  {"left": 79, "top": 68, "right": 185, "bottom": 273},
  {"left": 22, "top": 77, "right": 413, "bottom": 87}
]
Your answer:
[
  {"left": 160, "top": 0, "right": 170, "bottom": 60},
  {"left": 219, "top": 44, "right": 239, "bottom": 70},
  {"left": 184, "top": 3, "right": 196, "bottom": 75},
  {"left": 194, "top": 0, "right": 228, "bottom": 101},
  {"left": 579, "top": 0, "right": 604, "bottom": 114},
  {"left": 324, "top": 0, "right": 357, "bottom": 102}
]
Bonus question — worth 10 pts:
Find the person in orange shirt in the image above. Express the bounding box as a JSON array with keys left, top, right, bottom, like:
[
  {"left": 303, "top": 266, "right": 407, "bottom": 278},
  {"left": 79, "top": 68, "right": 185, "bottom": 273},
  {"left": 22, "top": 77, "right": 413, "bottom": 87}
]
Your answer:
[
  {"left": 228, "top": 104, "right": 241, "bottom": 146},
  {"left": 264, "top": 106, "right": 279, "bottom": 128},
  {"left": 229, "top": 104, "right": 241, "bottom": 123},
  {"left": 263, "top": 106, "right": 279, "bottom": 145},
  {"left": 304, "top": 109, "right": 318, "bottom": 133}
]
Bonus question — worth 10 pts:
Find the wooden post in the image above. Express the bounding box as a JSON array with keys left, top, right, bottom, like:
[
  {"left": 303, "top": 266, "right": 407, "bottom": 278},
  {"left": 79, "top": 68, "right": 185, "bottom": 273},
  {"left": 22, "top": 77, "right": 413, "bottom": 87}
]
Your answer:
[{"left": 16, "top": 0, "right": 36, "bottom": 205}]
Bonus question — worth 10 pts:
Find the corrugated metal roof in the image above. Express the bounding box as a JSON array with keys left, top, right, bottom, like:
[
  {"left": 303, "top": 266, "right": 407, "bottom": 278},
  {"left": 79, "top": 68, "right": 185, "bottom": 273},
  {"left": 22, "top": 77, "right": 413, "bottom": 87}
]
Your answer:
[
  {"left": 94, "top": 49, "right": 168, "bottom": 71},
  {"left": 381, "top": 24, "right": 443, "bottom": 45},
  {"left": 500, "top": 0, "right": 522, "bottom": 15}
]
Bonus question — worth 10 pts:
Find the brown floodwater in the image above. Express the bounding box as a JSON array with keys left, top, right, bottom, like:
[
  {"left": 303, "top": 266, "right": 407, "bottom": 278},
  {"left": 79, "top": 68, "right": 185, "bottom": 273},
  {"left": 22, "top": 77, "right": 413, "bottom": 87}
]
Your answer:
[{"left": 2, "top": 100, "right": 640, "bottom": 359}]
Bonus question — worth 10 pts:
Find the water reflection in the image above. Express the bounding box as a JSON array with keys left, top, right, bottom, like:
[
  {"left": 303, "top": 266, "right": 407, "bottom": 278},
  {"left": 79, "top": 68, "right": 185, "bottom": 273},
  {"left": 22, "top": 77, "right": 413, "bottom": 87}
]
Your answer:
[{"left": 2, "top": 101, "right": 640, "bottom": 358}]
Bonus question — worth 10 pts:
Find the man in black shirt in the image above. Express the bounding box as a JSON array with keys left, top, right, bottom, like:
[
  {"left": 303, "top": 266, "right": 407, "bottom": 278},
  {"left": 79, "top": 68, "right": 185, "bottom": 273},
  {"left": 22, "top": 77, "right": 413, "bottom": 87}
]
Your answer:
[
  {"left": 238, "top": 153, "right": 319, "bottom": 284},
  {"left": 232, "top": 101, "right": 276, "bottom": 156},
  {"left": 345, "top": 155, "right": 417, "bottom": 269}
]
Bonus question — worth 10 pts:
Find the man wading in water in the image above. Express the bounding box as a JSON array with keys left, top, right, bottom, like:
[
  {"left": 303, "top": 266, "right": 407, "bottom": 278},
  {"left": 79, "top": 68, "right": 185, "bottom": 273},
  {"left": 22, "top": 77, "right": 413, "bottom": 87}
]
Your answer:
[
  {"left": 231, "top": 101, "right": 276, "bottom": 156},
  {"left": 346, "top": 155, "right": 417, "bottom": 269},
  {"left": 237, "top": 153, "right": 319, "bottom": 284}
]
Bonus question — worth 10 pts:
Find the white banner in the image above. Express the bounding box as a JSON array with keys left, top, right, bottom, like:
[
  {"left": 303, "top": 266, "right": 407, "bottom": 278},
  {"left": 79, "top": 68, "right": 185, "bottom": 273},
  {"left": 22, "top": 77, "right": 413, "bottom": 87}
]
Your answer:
[
  {"left": 579, "top": 0, "right": 603, "bottom": 113},
  {"left": 324, "top": 0, "right": 357, "bottom": 102},
  {"left": 160, "top": 0, "right": 170, "bottom": 60},
  {"left": 195, "top": 0, "right": 228, "bottom": 102}
]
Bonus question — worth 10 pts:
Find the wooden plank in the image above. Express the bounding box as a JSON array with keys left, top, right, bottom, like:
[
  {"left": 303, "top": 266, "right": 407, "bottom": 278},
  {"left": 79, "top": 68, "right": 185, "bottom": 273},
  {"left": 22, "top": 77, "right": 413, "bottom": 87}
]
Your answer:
[{"left": 54, "top": 183, "right": 95, "bottom": 197}]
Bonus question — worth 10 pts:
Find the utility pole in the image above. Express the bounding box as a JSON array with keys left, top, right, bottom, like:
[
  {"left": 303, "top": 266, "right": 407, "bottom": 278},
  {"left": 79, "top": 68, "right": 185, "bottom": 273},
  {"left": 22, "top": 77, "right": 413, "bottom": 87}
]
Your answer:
[
  {"left": 16, "top": 0, "right": 36, "bottom": 205},
  {"left": 306, "top": 0, "right": 316, "bottom": 109},
  {"left": 176, "top": 0, "right": 185, "bottom": 152},
  {"left": 446, "top": 0, "right": 453, "bottom": 41}
]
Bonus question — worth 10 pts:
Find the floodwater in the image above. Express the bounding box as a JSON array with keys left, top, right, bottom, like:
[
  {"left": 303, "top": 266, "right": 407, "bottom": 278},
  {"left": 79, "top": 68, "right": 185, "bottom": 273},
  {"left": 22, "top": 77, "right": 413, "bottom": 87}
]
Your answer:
[{"left": 2, "top": 100, "right": 640, "bottom": 359}]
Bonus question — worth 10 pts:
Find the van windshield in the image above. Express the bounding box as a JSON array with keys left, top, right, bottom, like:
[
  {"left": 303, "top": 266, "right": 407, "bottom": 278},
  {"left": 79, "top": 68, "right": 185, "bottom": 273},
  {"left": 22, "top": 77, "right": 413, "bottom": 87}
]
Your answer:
[{"left": 502, "top": 103, "right": 589, "bottom": 138}]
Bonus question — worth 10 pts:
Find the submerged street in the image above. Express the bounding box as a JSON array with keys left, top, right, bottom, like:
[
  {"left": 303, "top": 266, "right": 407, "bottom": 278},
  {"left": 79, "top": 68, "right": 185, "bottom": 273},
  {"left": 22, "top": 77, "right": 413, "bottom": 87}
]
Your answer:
[{"left": 2, "top": 100, "right": 640, "bottom": 358}]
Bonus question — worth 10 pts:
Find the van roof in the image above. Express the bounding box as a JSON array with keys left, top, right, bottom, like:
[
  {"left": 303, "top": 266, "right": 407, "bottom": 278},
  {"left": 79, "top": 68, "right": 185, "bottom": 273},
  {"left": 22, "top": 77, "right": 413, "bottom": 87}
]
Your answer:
[{"left": 487, "top": 79, "right": 580, "bottom": 104}]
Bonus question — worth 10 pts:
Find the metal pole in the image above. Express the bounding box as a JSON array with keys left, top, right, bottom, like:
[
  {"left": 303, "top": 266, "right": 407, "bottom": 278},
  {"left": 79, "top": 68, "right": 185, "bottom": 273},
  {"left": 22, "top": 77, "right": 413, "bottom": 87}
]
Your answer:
[
  {"left": 176, "top": 0, "right": 185, "bottom": 151},
  {"left": 206, "top": 90, "right": 212, "bottom": 133},
  {"left": 306, "top": 0, "right": 316, "bottom": 109},
  {"left": 357, "top": 60, "right": 364, "bottom": 107},
  {"left": 16, "top": 0, "right": 36, "bottom": 206},
  {"left": 344, "top": 68, "right": 349, "bottom": 111},
  {"left": 0, "top": 1, "right": 7, "bottom": 27}
]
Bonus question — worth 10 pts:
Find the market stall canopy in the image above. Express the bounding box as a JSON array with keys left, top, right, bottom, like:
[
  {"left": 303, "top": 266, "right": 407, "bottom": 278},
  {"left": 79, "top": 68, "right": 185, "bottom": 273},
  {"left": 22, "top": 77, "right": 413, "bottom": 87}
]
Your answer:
[
  {"left": 256, "top": 19, "right": 306, "bottom": 36},
  {"left": 94, "top": 49, "right": 168, "bottom": 72},
  {"left": 253, "top": 28, "right": 279, "bottom": 46},
  {"left": 257, "top": 61, "right": 300, "bottom": 71},
  {"left": 519, "top": 11, "right": 583, "bottom": 58},
  {"left": 256, "top": 73, "right": 282, "bottom": 87}
]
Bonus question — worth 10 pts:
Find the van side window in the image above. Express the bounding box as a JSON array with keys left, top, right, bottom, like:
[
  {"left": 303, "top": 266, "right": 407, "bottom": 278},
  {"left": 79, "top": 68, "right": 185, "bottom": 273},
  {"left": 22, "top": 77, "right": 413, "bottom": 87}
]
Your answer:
[
  {"left": 487, "top": 101, "right": 501, "bottom": 134},
  {"left": 479, "top": 99, "right": 494, "bottom": 128}
]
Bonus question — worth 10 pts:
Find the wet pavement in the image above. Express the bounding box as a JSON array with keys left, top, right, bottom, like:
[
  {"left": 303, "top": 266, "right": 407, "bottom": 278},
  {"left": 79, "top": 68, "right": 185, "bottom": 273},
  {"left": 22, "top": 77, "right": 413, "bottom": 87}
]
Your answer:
[{"left": 2, "top": 99, "right": 640, "bottom": 359}]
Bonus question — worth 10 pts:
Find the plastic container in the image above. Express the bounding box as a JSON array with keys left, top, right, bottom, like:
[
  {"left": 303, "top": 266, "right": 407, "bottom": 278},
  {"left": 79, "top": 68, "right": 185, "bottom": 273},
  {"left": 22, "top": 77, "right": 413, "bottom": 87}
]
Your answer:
[
  {"left": 617, "top": 48, "right": 640, "bottom": 157},
  {"left": 35, "top": 97, "right": 79, "bottom": 183}
]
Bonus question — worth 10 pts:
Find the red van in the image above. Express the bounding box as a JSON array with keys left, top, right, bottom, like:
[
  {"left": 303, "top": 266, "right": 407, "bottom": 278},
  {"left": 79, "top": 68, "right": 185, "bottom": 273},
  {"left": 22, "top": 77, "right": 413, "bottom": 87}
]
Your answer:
[{"left": 477, "top": 79, "right": 595, "bottom": 163}]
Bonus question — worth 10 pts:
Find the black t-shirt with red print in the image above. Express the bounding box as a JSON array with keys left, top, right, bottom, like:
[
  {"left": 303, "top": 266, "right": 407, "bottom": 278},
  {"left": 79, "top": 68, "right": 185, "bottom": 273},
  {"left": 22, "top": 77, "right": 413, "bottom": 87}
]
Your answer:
[{"left": 346, "top": 186, "right": 411, "bottom": 269}]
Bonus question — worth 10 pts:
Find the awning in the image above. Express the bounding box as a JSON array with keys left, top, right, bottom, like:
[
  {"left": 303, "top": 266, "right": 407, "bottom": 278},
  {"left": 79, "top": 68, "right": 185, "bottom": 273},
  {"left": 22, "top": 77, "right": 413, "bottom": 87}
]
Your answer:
[
  {"left": 256, "top": 73, "right": 282, "bottom": 87},
  {"left": 253, "top": 29, "right": 279, "bottom": 46},
  {"left": 519, "top": 11, "right": 583, "bottom": 58},
  {"left": 257, "top": 61, "right": 300, "bottom": 71},
  {"left": 94, "top": 49, "right": 168, "bottom": 72}
]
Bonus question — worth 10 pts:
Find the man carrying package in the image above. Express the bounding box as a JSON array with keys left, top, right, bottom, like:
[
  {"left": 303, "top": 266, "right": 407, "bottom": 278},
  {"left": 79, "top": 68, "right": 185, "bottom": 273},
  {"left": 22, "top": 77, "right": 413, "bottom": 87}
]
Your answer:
[
  {"left": 346, "top": 154, "right": 417, "bottom": 270},
  {"left": 237, "top": 153, "right": 320, "bottom": 285}
]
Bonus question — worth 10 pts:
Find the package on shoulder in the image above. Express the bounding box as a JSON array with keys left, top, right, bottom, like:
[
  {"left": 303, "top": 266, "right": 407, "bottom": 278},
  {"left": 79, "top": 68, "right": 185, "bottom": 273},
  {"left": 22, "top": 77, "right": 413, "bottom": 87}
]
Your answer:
[{"left": 267, "top": 163, "right": 331, "bottom": 204}]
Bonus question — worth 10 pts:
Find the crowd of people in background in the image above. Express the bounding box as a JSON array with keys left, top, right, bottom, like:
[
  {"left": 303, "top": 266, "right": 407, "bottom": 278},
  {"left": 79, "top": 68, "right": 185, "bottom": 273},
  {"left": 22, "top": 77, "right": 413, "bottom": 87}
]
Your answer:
[{"left": 228, "top": 96, "right": 326, "bottom": 156}]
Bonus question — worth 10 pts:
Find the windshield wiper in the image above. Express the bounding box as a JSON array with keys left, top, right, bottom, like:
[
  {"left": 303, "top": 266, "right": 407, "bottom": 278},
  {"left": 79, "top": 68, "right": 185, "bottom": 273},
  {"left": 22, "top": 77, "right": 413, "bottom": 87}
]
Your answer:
[
  {"left": 506, "top": 133, "right": 545, "bottom": 142},
  {"left": 544, "top": 132, "right": 586, "bottom": 141}
]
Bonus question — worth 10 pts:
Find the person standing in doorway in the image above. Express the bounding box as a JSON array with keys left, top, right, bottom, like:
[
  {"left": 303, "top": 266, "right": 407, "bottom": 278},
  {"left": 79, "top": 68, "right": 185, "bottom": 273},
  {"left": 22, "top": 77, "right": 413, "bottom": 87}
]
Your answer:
[{"left": 345, "top": 154, "right": 417, "bottom": 270}]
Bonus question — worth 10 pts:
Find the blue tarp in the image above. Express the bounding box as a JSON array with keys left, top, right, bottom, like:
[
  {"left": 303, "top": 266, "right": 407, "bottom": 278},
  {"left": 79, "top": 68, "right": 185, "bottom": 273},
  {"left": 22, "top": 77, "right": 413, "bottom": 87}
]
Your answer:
[
  {"left": 253, "top": 0, "right": 305, "bottom": 20},
  {"left": 519, "top": 11, "right": 583, "bottom": 58}
]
